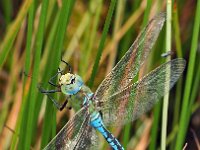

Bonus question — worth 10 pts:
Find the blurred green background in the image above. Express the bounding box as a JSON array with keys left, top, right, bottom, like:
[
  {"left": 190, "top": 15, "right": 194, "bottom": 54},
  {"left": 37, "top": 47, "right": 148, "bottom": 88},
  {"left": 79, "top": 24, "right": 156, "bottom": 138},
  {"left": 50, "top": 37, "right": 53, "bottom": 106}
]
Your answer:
[{"left": 0, "top": 0, "right": 199, "bottom": 150}]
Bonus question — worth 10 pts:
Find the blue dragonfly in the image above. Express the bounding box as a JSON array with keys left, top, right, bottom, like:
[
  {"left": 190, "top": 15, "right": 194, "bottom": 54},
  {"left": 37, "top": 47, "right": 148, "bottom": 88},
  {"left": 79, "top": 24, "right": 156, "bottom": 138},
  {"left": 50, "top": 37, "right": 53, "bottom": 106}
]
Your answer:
[{"left": 38, "top": 13, "right": 186, "bottom": 150}]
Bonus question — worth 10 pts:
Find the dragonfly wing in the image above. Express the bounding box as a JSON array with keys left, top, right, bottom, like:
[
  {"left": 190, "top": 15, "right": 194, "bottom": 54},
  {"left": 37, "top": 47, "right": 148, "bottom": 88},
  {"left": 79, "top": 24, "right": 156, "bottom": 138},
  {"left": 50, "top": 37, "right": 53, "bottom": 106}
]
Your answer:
[
  {"left": 94, "top": 13, "right": 166, "bottom": 102},
  {"left": 99, "top": 59, "right": 185, "bottom": 126},
  {"left": 73, "top": 118, "right": 99, "bottom": 150},
  {"left": 43, "top": 107, "right": 98, "bottom": 150}
]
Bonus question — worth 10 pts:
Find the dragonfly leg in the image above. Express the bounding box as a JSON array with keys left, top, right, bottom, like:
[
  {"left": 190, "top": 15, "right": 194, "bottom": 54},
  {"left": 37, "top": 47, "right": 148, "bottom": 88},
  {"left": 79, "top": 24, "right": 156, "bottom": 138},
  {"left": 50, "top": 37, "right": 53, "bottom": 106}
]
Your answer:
[
  {"left": 48, "top": 70, "right": 63, "bottom": 87},
  {"left": 46, "top": 94, "right": 70, "bottom": 111},
  {"left": 59, "top": 98, "right": 70, "bottom": 111},
  {"left": 64, "top": 96, "right": 72, "bottom": 110},
  {"left": 46, "top": 94, "right": 63, "bottom": 110},
  {"left": 39, "top": 88, "right": 60, "bottom": 94},
  {"left": 38, "top": 84, "right": 61, "bottom": 93},
  {"left": 38, "top": 83, "right": 71, "bottom": 111},
  {"left": 61, "top": 58, "right": 72, "bottom": 73}
]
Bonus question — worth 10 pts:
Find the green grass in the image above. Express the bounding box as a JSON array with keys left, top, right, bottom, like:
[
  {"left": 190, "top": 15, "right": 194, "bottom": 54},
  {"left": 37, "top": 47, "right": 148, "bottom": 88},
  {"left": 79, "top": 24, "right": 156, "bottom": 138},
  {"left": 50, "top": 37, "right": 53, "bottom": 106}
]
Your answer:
[
  {"left": 11, "top": 1, "right": 35, "bottom": 150},
  {"left": 88, "top": 0, "right": 117, "bottom": 88},
  {"left": 175, "top": 0, "right": 200, "bottom": 149},
  {"left": 0, "top": 0, "right": 33, "bottom": 68},
  {"left": 0, "top": 1, "right": 199, "bottom": 150},
  {"left": 19, "top": 0, "right": 49, "bottom": 149},
  {"left": 161, "top": 1, "right": 172, "bottom": 150}
]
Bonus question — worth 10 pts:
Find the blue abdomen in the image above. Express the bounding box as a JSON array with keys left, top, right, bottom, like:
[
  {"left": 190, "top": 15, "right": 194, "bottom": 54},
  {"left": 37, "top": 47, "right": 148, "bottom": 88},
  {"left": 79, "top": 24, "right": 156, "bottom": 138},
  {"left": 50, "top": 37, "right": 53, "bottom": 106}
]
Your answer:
[{"left": 90, "top": 111, "right": 124, "bottom": 150}]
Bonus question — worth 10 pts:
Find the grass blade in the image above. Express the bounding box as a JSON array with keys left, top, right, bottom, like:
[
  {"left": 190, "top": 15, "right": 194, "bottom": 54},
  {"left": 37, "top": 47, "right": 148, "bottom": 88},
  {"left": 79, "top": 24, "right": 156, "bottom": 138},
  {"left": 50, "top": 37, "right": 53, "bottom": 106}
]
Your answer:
[
  {"left": 0, "top": 0, "right": 33, "bottom": 68},
  {"left": 175, "top": 0, "right": 200, "bottom": 149},
  {"left": 88, "top": 0, "right": 117, "bottom": 88},
  {"left": 11, "top": 2, "right": 35, "bottom": 149},
  {"left": 161, "top": 1, "right": 172, "bottom": 149},
  {"left": 20, "top": 0, "right": 49, "bottom": 149}
]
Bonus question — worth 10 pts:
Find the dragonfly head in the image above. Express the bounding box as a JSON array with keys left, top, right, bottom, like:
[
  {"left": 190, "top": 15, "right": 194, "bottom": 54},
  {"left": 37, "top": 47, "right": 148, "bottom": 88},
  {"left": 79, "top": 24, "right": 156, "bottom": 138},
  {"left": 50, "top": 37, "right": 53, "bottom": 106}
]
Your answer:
[
  {"left": 59, "top": 73, "right": 75, "bottom": 85},
  {"left": 59, "top": 73, "right": 84, "bottom": 95}
]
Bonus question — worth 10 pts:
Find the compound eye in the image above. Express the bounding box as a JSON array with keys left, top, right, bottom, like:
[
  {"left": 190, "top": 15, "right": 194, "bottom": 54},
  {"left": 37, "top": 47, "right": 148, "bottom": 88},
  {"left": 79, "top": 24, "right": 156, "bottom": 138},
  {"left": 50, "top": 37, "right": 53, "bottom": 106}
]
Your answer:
[{"left": 70, "top": 77, "right": 75, "bottom": 84}]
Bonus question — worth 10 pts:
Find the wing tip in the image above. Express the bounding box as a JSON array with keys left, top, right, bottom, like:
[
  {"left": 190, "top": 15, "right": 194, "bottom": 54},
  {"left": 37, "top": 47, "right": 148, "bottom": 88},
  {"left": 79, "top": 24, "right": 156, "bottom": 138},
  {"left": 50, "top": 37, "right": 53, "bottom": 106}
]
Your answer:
[
  {"left": 171, "top": 58, "right": 186, "bottom": 74},
  {"left": 153, "top": 12, "right": 166, "bottom": 23},
  {"left": 158, "top": 12, "right": 167, "bottom": 18}
]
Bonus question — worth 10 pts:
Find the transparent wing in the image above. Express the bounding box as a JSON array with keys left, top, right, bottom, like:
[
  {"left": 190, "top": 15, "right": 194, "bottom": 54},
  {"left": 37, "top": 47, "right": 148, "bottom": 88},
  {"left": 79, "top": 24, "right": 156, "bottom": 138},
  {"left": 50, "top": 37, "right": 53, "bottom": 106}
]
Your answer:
[
  {"left": 43, "top": 107, "right": 98, "bottom": 150},
  {"left": 73, "top": 118, "right": 99, "bottom": 150},
  {"left": 97, "top": 59, "right": 185, "bottom": 126},
  {"left": 94, "top": 13, "right": 166, "bottom": 102}
]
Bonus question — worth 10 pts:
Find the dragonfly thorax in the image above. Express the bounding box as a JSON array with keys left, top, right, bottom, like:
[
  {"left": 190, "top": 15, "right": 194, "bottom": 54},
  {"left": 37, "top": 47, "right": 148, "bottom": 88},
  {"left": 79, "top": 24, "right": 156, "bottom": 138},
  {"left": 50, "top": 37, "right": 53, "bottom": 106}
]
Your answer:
[{"left": 59, "top": 73, "right": 84, "bottom": 95}]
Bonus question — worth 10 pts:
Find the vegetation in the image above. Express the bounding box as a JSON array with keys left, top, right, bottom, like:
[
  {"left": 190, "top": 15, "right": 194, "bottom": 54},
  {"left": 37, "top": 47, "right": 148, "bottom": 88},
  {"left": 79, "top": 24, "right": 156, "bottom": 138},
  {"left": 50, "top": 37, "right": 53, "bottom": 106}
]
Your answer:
[{"left": 0, "top": 0, "right": 199, "bottom": 150}]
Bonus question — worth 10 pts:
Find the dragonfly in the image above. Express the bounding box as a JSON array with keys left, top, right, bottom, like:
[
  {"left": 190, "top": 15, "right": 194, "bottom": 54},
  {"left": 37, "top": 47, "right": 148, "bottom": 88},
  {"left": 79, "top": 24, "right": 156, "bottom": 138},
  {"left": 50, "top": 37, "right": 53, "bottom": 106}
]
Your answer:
[{"left": 38, "top": 12, "right": 186, "bottom": 150}]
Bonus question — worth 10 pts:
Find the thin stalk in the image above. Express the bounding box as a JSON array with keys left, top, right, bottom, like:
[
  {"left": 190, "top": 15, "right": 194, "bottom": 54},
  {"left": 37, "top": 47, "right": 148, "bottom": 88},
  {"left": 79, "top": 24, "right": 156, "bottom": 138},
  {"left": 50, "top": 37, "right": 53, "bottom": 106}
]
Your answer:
[
  {"left": 11, "top": 2, "right": 35, "bottom": 149},
  {"left": 141, "top": 0, "right": 152, "bottom": 29},
  {"left": 119, "top": 1, "right": 136, "bottom": 59},
  {"left": 175, "top": 0, "right": 200, "bottom": 149},
  {"left": 149, "top": 102, "right": 162, "bottom": 150},
  {"left": 81, "top": 0, "right": 103, "bottom": 77},
  {"left": 172, "top": 4, "right": 183, "bottom": 58},
  {"left": 169, "top": 5, "right": 183, "bottom": 149},
  {"left": 188, "top": 60, "right": 200, "bottom": 114},
  {"left": 84, "top": 2, "right": 145, "bottom": 82},
  {"left": 22, "top": 0, "right": 49, "bottom": 149},
  {"left": 62, "top": 0, "right": 102, "bottom": 64},
  {"left": 1, "top": 0, "right": 12, "bottom": 25},
  {"left": 167, "top": 125, "right": 178, "bottom": 146},
  {"left": 185, "top": 59, "right": 200, "bottom": 137},
  {"left": 80, "top": 22, "right": 90, "bottom": 76},
  {"left": 149, "top": 13, "right": 165, "bottom": 150},
  {"left": 88, "top": 0, "right": 117, "bottom": 88},
  {"left": 161, "top": 1, "right": 172, "bottom": 150},
  {"left": 106, "top": 0, "right": 124, "bottom": 73},
  {"left": 0, "top": 0, "right": 33, "bottom": 68},
  {"left": 31, "top": 9, "right": 61, "bottom": 149}
]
